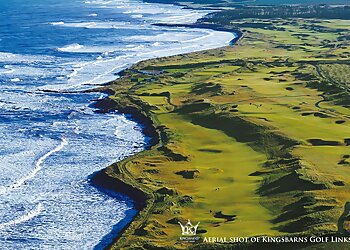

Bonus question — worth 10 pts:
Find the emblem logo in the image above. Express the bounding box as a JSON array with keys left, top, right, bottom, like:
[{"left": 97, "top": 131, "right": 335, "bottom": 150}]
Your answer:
[{"left": 178, "top": 219, "right": 200, "bottom": 236}]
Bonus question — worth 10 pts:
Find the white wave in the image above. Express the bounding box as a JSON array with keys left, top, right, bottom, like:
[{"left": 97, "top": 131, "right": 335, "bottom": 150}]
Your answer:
[
  {"left": 152, "top": 42, "right": 162, "bottom": 46},
  {"left": 121, "top": 6, "right": 172, "bottom": 15},
  {"left": 0, "top": 67, "right": 14, "bottom": 74},
  {"left": 66, "top": 61, "right": 91, "bottom": 79},
  {"left": 88, "top": 13, "right": 98, "bottom": 17},
  {"left": 0, "top": 52, "right": 54, "bottom": 63},
  {"left": 70, "top": 61, "right": 128, "bottom": 86},
  {"left": 146, "top": 12, "right": 205, "bottom": 24},
  {"left": 10, "top": 78, "right": 21, "bottom": 82},
  {"left": 58, "top": 44, "right": 120, "bottom": 54},
  {"left": 74, "top": 125, "right": 81, "bottom": 134},
  {"left": 131, "top": 14, "right": 143, "bottom": 19},
  {"left": 63, "top": 60, "right": 100, "bottom": 84},
  {"left": 2, "top": 138, "right": 68, "bottom": 193},
  {"left": 114, "top": 120, "right": 130, "bottom": 138},
  {"left": 57, "top": 55, "right": 128, "bottom": 88},
  {"left": 49, "top": 21, "right": 65, "bottom": 26},
  {"left": 137, "top": 31, "right": 234, "bottom": 57},
  {"left": 50, "top": 21, "right": 95, "bottom": 28},
  {"left": 52, "top": 121, "right": 69, "bottom": 127},
  {"left": 50, "top": 21, "right": 141, "bottom": 30},
  {"left": 119, "top": 44, "right": 145, "bottom": 52},
  {"left": 181, "top": 29, "right": 216, "bottom": 43},
  {"left": 3, "top": 65, "right": 57, "bottom": 77},
  {"left": 0, "top": 203, "right": 43, "bottom": 230},
  {"left": 89, "top": 0, "right": 208, "bottom": 24},
  {"left": 57, "top": 43, "right": 85, "bottom": 52},
  {"left": 124, "top": 32, "right": 192, "bottom": 42}
]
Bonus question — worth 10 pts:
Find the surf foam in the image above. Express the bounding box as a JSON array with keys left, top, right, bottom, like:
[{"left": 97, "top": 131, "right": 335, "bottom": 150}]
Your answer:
[{"left": 0, "top": 203, "right": 43, "bottom": 230}]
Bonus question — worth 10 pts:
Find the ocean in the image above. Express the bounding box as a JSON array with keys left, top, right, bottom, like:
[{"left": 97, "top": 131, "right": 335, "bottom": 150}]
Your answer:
[{"left": 0, "top": 0, "right": 234, "bottom": 249}]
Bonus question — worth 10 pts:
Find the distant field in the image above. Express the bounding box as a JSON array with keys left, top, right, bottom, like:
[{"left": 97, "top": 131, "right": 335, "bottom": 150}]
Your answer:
[
  {"left": 145, "top": 0, "right": 350, "bottom": 9},
  {"left": 250, "top": 0, "right": 349, "bottom": 3},
  {"left": 102, "top": 17, "right": 350, "bottom": 249}
]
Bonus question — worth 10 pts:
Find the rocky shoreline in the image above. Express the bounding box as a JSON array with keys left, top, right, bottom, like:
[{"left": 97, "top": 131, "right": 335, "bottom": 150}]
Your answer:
[{"left": 90, "top": 95, "right": 160, "bottom": 249}]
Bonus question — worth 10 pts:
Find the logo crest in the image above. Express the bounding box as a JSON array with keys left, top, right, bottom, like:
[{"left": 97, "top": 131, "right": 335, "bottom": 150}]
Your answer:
[{"left": 178, "top": 219, "right": 200, "bottom": 236}]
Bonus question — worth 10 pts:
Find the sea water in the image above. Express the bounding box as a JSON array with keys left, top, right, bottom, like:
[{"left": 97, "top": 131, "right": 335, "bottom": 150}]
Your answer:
[{"left": 0, "top": 0, "right": 234, "bottom": 249}]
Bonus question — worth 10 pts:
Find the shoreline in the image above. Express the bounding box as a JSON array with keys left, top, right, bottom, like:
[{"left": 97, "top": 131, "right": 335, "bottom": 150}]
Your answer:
[
  {"left": 90, "top": 21, "right": 242, "bottom": 249},
  {"left": 153, "top": 22, "right": 242, "bottom": 44},
  {"left": 90, "top": 92, "right": 159, "bottom": 249}
]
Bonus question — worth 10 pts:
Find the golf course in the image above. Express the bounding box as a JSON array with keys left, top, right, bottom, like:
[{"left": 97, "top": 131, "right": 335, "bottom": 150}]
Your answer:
[{"left": 96, "top": 6, "right": 350, "bottom": 249}]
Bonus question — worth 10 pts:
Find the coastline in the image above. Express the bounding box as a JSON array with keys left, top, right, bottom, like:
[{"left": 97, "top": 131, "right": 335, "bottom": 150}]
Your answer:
[
  {"left": 90, "top": 92, "right": 159, "bottom": 249},
  {"left": 90, "top": 21, "right": 242, "bottom": 249}
]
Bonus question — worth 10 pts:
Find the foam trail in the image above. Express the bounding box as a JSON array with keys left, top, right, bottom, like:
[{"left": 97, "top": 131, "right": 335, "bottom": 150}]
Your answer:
[
  {"left": 0, "top": 203, "right": 43, "bottom": 230},
  {"left": 7, "top": 138, "right": 68, "bottom": 191}
]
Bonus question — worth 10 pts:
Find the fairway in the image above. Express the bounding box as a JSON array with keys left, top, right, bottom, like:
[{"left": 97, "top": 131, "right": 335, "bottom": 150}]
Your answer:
[{"left": 158, "top": 112, "right": 275, "bottom": 237}]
